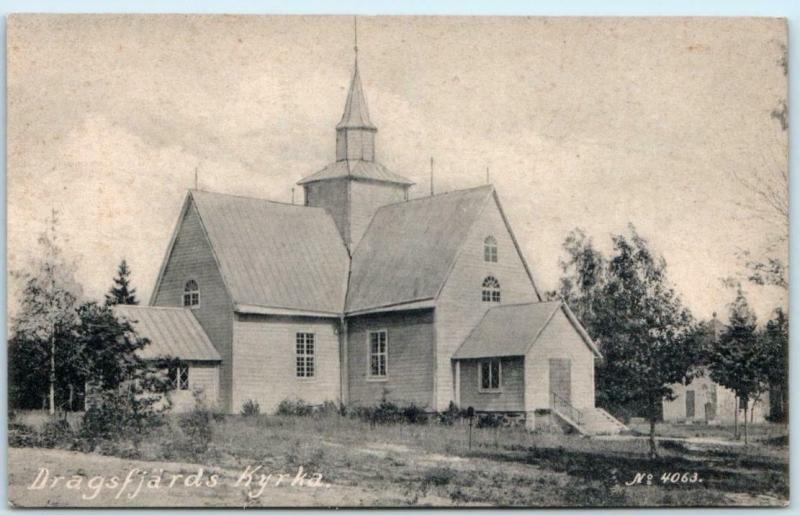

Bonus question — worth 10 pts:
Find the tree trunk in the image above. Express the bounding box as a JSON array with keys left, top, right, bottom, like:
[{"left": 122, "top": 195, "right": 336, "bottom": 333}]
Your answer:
[
  {"left": 49, "top": 332, "right": 56, "bottom": 416},
  {"left": 649, "top": 417, "right": 658, "bottom": 459},
  {"left": 743, "top": 403, "right": 748, "bottom": 445},
  {"left": 734, "top": 397, "right": 738, "bottom": 440}
]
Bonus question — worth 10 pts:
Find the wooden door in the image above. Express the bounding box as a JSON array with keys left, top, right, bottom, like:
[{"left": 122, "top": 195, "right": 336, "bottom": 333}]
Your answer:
[
  {"left": 685, "top": 390, "right": 695, "bottom": 418},
  {"left": 549, "top": 358, "right": 571, "bottom": 405}
]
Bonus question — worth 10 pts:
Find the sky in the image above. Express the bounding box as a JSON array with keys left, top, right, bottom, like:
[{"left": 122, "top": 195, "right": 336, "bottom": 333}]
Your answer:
[{"left": 7, "top": 14, "right": 788, "bottom": 322}]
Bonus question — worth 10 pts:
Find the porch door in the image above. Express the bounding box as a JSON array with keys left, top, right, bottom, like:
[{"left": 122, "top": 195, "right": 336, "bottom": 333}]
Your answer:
[
  {"left": 685, "top": 390, "right": 695, "bottom": 418},
  {"left": 549, "top": 358, "right": 572, "bottom": 406}
]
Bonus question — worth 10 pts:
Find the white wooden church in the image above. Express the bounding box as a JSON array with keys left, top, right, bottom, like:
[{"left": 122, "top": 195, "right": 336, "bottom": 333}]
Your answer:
[{"left": 115, "top": 50, "right": 625, "bottom": 435}]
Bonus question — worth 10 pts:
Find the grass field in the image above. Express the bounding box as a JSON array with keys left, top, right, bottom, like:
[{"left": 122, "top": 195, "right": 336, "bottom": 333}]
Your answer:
[{"left": 8, "top": 411, "right": 789, "bottom": 507}]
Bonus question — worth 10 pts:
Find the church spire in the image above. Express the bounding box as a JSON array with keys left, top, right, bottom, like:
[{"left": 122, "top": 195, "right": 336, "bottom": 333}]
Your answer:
[{"left": 336, "top": 17, "right": 377, "bottom": 161}]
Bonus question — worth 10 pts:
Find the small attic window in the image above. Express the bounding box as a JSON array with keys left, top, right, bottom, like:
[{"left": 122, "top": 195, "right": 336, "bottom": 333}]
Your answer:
[
  {"left": 482, "top": 276, "right": 501, "bottom": 303},
  {"left": 484, "top": 236, "right": 498, "bottom": 262},
  {"left": 183, "top": 280, "right": 200, "bottom": 307}
]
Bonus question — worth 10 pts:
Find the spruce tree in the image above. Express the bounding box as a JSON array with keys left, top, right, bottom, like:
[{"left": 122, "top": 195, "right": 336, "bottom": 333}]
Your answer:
[
  {"left": 105, "top": 259, "right": 138, "bottom": 305},
  {"left": 708, "top": 287, "right": 763, "bottom": 443}
]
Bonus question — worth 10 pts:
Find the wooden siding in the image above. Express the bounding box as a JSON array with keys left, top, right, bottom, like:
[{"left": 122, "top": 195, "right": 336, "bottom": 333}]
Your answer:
[
  {"left": 435, "top": 195, "right": 538, "bottom": 410},
  {"left": 347, "top": 309, "right": 435, "bottom": 408},
  {"left": 152, "top": 200, "right": 234, "bottom": 411},
  {"left": 458, "top": 357, "right": 525, "bottom": 412},
  {"left": 168, "top": 362, "right": 221, "bottom": 413},
  {"left": 232, "top": 314, "right": 341, "bottom": 414},
  {"left": 524, "top": 310, "right": 595, "bottom": 411},
  {"left": 349, "top": 180, "right": 406, "bottom": 251},
  {"left": 304, "top": 179, "right": 350, "bottom": 248}
]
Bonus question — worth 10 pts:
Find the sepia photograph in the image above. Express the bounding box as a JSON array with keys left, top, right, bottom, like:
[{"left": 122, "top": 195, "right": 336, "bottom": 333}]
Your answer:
[{"left": 5, "top": 13, "right": 790, "bottom": 508}]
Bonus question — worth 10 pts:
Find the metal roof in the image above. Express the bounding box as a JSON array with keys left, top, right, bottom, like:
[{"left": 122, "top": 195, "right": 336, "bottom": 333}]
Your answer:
[
  {"left": 113, "top": 306, "right": 221, "bottom": 361},
  {"left": 346, "top": 185, "right": 494, "bottom": 313},
  {"left": 336, "top": 62, "right": 376, "bottom": 130},
  {"left": 190, "top": 190, "right": 350, "bottom": 314},
  {"left": 452, "top": 301, "right": 601, "bottom": 359},
  {"left": 297, "top": 160, "right": 414, "bottom": 186}
]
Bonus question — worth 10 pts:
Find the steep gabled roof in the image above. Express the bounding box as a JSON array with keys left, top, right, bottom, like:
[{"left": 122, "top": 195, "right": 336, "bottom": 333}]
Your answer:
[
  {"left": 346, "top": 185, "right": 494, "bottom": 313},
  {"left": 452, "top": 301, "right": 601, "bottom": 359},
  {"left": 185, "top": 190, "right": 350, "bottom": 315},
  {"left": 297, "top": 160, "right": 414, "bottom": 186},
  {"left": 337, "top": 62, "right": 376, "bottom": 130},
  {"left": 114, "top": 306, "right": 221, "bottom": 361}
]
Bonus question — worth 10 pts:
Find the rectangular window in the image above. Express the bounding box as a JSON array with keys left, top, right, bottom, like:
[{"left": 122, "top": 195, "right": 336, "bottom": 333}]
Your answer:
[
  {"left": 368, "top": 330, "right": 388, "bottom": 378},
  {"left": 484, "top": 246, "right": 497, "bottom": 262},
  {"left": 295, "top": 333, "right": 315, "bottom": 378},
  {"left": 479, "top": 359, "right": 501, "bottom": 391},
  {"left": 169, "top": 364, "right": 190, "bottom": 390}
]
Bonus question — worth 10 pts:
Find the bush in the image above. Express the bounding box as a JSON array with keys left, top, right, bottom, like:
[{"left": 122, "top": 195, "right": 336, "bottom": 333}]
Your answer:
[
  {"left": 349, "top": 400, "right": 429, "bottom": 425},
  {"left": 175, "top": 388, "right": 214, "bottom": 455},
  {"left": 38, "top": 419, "right": 74, "bottom": 449},
  {"left": 80, "top": 388, "right": 165, "bottom": 450},
  {"left": 437, "top": 402, "right": 466, "bottom": 426},
  {"left": 402, "top": 403, "right": 428, "bottom": 424},
  {"left": 422, "top": 466, "right": 457, "bottom": 487},
  {"left": 240, "top": 399, "right": 260, "bottom": 417},
  {"left": 276, "top": 399, "right": 314, "bottom": 416},
  {"left": 476, "top": 413, "right": 504, "bottom": 428},
  {"left": 8, "top": 422, "right": 37, "bottom": 448}
]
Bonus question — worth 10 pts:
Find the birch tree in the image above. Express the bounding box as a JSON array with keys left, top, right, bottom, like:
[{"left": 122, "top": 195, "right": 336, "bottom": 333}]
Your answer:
[{"left": 11, "top": 211, "right": 82, "bottom": 414}]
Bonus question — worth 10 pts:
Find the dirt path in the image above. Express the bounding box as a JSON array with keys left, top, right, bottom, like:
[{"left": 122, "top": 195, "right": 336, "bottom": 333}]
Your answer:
[{"left": 7, "top": 447, "right": 452, "bottom": 508}]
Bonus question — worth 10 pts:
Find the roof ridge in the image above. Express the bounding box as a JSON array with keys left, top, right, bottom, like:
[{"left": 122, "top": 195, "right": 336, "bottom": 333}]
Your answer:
[
  {"left": 385, "top": 184, "right": 494, "bottom": 208},
  {"left": 190, "top": 189, "right": 315, "bottom": 209}
]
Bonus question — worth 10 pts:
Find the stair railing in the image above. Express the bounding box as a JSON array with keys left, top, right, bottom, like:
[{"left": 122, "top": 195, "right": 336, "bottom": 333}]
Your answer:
[{"left": 551, "top": 392, "right": 583, "bottom": 424}]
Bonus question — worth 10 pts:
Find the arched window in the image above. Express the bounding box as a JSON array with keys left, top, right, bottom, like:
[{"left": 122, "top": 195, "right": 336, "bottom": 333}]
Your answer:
[
  {"left": 183, "top": 280, "right": 200, "bottom": 307},
  {"left": 484, "top": 236, "right": 498, "bottom": 262},
  {"left": 482, "top": 276, "right": 501, "bottom": 303}
]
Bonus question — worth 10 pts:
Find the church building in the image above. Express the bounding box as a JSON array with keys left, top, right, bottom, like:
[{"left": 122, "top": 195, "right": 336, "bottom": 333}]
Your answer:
[{"left": 118, "top": 53, "right": 625, "bottom": 434}]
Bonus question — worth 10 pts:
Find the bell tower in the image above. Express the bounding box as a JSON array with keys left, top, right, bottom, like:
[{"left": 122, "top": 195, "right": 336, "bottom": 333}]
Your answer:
[{"left": 298, "top": 19, "right": 413, "bottom": 252}]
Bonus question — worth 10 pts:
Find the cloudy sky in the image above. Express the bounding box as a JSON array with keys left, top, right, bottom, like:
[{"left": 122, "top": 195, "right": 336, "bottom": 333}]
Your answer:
[{"left": 8, "top": 15, "right": 788, "bottom": 321}]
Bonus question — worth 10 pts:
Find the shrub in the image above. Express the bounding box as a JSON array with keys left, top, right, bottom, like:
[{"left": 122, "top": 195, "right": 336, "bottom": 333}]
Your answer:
[
  {"left": 402, "top": 403, "right": 428, "bottom": 424},
  {"left": 175, "top": 388, "right": 214, "bottom": 455},
  {"left": 38, "top": 419, "right": 74, "bottom": 449},
  {"left": 422, "top": 466, "right": 457, "bottom": 487},
  {"left": 276, "top": 399, "right": 314, "bottom": 416},
  {"left": 476, "top": 413, "right": 504, "bottom": 428},
  {"left": 8, "top": 422, "right": 37, "bottom": 448},
  {"left": 240, "top": 399, "right": 260, "bottom": 417},
  {"left": 80, "top": 387, "right": 166, "bottom": 450},
  {"left": 437, "top": 401, "right": 466, "bottom": 426},
  {"left": 349, "top": 400, "right": 429, "bottom": 425}
]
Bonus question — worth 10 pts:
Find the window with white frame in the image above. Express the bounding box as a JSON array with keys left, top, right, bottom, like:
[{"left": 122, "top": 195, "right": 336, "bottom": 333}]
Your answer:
[
  {"left": 482, "top": 276, "right": 501, "bottom": 302},
  {"left": 368, "top": 330, "right": 388, "bottom": 377},
  {"left": 169, "top": 364, "right": 189, "bottom": 391},
  {"left": 183, "top": 279, "right": 200, "bottom": 307},
  {"left": 296, "top": 332, "right": 315, "bottom": 378},
  {"left": 484, "top": 236, "right": 498, "bottom": 262},
  {"left": 479, "top": 359, "right": 501, "bottom": 391}
]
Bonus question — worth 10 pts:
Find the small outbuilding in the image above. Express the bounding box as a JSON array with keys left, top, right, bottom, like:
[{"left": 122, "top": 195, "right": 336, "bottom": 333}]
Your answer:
[
  {"left": 452, "top": 301, "right": 626, "bottom": 435},
  {"left": 114, "top": 305, "right": 222, "bottom": 412}
]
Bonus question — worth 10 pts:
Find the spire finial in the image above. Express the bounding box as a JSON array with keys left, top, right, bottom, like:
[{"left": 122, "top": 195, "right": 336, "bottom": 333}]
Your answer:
[{"left": 353, "top": 16, "right": 358, "bottom": 63}]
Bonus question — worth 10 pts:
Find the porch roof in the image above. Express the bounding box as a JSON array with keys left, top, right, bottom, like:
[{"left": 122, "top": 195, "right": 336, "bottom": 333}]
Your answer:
[{"left": 452, "top": 301, "right": 601, "bottom": 360}]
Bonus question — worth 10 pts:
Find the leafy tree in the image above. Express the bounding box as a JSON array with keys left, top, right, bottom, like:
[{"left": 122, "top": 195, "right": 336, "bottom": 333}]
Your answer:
[
  {"left": 708, "top": 287, "right": 764, "bottom": 443},
  {"left": 10, "top": 211, "right": 82, "bottom": 414},
  {"left": 105, "top": 259, "right": 139, "bottom": 305},
  {"left": 554, "top": 225, "right": 699, "bottom": 457},
  {"left": 761, "top": 307, "right": 788, "bottom": 423}
]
